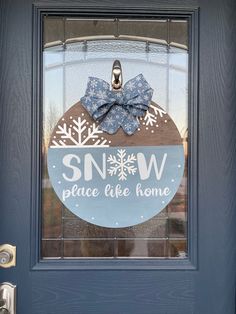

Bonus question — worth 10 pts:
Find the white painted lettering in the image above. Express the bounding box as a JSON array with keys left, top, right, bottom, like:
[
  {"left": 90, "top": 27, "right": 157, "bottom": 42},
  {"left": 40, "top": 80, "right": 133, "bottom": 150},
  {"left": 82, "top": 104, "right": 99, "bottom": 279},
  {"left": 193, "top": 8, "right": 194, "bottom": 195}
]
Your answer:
[
  {"left": 137, "top": 153, "right": 167, "bottom": 180},
  {"left": 62, "top": 154, "right": 81, "bottom": 182},
  {"left": 84, "top": 153, "right": 106, "bottom": 181}
]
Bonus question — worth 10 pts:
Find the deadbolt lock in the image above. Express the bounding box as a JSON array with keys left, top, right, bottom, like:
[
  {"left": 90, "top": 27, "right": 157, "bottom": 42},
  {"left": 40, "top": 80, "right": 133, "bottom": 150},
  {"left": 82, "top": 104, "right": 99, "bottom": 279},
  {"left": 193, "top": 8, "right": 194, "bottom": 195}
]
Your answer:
[{"left": 0, "top": 245, "right": 16, "bottom": 268}]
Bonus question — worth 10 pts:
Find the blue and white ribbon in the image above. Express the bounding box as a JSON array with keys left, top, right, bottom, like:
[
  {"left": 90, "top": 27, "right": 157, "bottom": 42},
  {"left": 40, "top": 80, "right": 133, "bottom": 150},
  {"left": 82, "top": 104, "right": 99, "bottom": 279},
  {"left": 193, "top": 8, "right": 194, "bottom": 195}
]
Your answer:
[{"left": 80, "top": 74, "right": 153, "bottom": 135}]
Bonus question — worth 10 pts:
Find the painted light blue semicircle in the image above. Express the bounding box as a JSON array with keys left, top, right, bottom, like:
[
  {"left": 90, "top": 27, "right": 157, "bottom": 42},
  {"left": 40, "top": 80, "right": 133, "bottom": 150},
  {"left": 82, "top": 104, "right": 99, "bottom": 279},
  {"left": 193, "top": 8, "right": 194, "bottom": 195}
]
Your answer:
[{"left": 47, "top": 145, "right": 184, "bottom": 228}]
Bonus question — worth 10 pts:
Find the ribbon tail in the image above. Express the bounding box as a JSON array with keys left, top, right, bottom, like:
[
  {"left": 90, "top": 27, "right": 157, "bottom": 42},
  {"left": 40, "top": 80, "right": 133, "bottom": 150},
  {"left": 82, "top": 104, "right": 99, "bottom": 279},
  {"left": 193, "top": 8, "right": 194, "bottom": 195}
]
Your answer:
[
  {"left": 121, "top": 114, "right": 139, "bottom": 135},
  {"left": 99, "top": 105, "right": 125, "bottom": 135}
]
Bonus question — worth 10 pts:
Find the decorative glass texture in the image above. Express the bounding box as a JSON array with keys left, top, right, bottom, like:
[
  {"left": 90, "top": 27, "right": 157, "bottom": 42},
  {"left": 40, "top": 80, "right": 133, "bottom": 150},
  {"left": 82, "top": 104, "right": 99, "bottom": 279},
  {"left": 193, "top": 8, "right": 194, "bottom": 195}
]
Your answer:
[{"left": 42, "top": 17, "right": 188, "bottom": 258}]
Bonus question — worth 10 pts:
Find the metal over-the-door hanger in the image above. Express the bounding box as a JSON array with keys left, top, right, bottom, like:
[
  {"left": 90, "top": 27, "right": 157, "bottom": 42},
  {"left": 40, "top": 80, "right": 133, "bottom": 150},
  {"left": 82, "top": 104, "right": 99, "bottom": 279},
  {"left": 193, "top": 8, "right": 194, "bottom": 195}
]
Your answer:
[{"left": 47, "top": 60, "right": 184, "bottom": 228}]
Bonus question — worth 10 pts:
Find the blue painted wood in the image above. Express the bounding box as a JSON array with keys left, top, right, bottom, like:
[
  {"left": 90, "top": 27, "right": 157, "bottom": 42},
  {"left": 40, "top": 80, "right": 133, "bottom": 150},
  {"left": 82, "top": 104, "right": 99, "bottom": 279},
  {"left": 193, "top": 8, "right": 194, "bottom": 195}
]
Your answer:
[{"left": 0, "top": 0, "right": 235, "bottom": 313}]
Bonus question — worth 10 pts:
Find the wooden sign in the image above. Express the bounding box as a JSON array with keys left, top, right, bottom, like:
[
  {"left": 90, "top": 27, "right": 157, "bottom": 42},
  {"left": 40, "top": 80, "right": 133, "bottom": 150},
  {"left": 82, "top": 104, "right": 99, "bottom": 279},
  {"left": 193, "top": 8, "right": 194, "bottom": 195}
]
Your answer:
[{"left": 47, "top": 98, "right": 184, "bottom": 228}]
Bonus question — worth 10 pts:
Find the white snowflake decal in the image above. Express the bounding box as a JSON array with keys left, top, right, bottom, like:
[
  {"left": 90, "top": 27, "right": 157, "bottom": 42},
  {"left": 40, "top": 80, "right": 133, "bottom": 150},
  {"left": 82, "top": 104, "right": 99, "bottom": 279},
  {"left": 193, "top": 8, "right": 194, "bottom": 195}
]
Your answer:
[
  {"left": 51, "top": 116, "right": 109, "bottom": 147},
  {"left": 144, "top": 111, "right": 156, "bottom": 126},
  {"left": 143, "top": 104, "right": 167, "bottom": 126},
  {"left": 107, "top": 149, "right": 137, "bottom": 181},
  {"left": 150, "top": 104, "right": 166, "bottom": 118}
]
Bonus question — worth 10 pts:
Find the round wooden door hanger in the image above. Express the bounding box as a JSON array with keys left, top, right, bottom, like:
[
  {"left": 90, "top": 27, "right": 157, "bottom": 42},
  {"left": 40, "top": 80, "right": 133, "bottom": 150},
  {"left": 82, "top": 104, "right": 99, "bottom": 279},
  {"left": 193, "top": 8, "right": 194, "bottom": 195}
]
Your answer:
[{"left": 47, "top": 60, "right": 185, "bottom": 228}]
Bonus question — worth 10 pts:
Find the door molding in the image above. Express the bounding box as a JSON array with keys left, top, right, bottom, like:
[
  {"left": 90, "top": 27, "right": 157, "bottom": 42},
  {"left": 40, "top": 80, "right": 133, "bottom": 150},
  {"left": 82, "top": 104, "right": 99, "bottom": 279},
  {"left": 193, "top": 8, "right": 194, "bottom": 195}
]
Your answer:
[{"left": 31, "top": 4, "right": 199, "bottom": 270}]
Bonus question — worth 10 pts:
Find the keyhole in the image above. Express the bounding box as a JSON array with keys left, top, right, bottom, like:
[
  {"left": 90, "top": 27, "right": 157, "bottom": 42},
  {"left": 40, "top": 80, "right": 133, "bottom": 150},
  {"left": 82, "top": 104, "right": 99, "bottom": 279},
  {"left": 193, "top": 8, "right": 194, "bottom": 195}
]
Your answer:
[{"left": 0, "top": 252, "right": 11, "bottom": 265}]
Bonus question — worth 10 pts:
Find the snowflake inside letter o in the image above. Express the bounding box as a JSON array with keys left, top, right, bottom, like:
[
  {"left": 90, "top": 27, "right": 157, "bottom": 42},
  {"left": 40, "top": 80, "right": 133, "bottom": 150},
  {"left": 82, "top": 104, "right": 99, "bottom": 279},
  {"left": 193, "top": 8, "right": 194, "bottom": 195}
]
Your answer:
[{"left": 47, "top": 76, "right": 184, "bottom": 228}]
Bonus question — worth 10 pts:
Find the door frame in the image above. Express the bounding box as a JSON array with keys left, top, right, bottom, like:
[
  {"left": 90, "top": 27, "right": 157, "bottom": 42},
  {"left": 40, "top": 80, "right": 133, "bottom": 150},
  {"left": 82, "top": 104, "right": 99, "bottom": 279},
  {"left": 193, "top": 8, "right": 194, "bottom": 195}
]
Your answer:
[{"left": 31, "top": 3, "right": 199, "bottom": 271}]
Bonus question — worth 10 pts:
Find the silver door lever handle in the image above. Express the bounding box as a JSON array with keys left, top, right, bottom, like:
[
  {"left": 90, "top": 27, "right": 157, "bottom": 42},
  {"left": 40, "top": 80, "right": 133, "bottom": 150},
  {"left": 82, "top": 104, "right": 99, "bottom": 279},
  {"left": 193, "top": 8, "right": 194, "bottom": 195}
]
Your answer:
[{"left": 0, "top": 283, "right": 16, "bottom": 314}]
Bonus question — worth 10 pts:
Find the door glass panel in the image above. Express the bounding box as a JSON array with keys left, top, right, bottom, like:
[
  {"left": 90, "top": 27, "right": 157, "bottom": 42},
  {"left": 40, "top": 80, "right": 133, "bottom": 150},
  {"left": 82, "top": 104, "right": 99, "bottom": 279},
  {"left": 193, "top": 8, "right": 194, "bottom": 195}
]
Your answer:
[{"left": 42, "top": 17, "right": 188, "bottom": 259}]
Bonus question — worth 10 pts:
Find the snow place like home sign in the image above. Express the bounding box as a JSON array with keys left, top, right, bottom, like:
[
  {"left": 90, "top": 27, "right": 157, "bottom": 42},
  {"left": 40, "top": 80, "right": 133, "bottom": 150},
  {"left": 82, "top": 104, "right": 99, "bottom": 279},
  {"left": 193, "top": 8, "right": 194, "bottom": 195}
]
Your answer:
[{"left": 47, "top": 66, "right": 184, "bottom": 228}]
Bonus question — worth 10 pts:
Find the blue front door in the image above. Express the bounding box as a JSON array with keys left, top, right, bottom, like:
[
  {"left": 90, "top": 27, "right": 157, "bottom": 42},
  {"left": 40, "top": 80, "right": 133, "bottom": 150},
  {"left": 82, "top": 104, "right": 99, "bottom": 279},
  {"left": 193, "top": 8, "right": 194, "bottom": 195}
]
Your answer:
[{"left": 0, "top": 1, "right": 236, "bottom": 313}]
